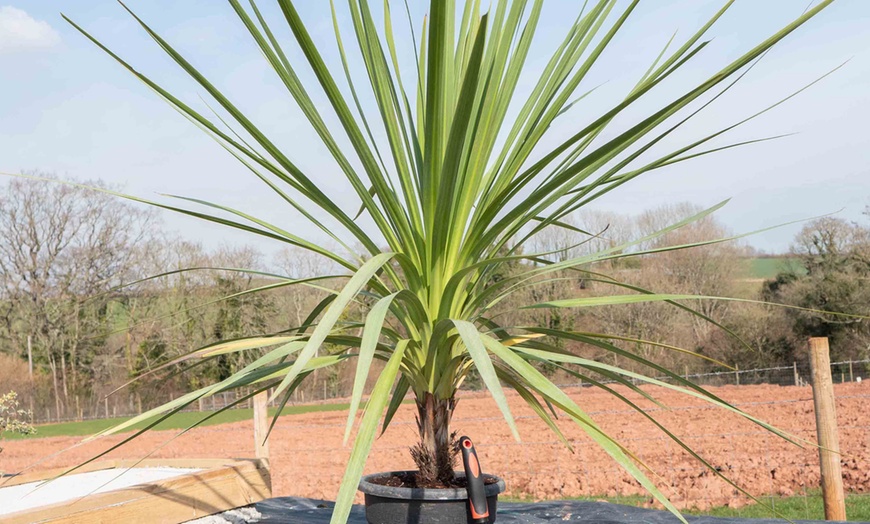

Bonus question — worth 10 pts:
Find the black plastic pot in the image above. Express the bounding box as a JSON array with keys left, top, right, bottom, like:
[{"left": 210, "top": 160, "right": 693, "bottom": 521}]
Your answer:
[{"left": 358, "top": 470, "right": 506, "bottom": 524}]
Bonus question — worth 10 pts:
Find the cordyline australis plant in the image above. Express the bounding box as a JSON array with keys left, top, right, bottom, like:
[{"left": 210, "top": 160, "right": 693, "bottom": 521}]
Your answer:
[{"left": 57, "top": 0, "right": 844, "bottom": 522}]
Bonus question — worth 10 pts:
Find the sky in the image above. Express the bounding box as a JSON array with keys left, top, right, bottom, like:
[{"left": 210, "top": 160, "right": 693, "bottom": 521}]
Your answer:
[{"left": 1, "top": 0, "right": 869, "bottom": 258}]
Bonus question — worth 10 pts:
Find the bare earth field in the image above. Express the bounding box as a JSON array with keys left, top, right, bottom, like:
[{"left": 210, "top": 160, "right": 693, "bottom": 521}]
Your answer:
[{"left": 3, "top": 382, "right": 868, "bottom": 510}]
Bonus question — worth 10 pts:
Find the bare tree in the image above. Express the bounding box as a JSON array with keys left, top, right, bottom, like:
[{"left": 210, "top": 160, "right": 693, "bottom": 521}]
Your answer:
[
  {"left": 791, "top": 217, "right": 869, "bottom": 264},
  {"left": 0, "top": 174, "right": 153, "bottom": 417},
  {"left": 638, "top": 204, "right": 748, "bottom": 341},
  {"left": 573, "top": 204, "right": 748, "bottom": 372},
  {"left": 273, "top": 245, "right": 337, "bottom": 328},
  {"left": 530, "top": 210, "right": 633, "bottom": 263}
]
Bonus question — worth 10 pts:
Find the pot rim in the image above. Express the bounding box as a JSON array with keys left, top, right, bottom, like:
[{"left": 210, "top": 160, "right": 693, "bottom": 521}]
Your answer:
[{"left": 358, "top": 470, "right": 506, "bottom": 501}]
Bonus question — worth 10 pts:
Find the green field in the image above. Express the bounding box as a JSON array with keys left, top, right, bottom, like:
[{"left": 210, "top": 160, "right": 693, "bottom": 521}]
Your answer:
[
  {"left": 0, "top": 402, "right": 353, "bottom": 441},
  {"left": 691, "top": 490, "right": 870, "bottom": 521},
  {"left": 744, "top": 257, "right": 806, "bottom": 280}
]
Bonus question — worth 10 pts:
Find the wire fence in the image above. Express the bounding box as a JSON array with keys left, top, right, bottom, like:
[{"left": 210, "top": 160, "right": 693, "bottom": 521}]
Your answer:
[
  {"left": 17, "top": 359, "right": 870, "bottom": 425},
  {"left": 556, "top": 359, "right": 870, "bottom": 390}
]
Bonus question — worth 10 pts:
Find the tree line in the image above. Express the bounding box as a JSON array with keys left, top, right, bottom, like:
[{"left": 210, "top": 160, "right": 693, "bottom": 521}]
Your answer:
[{"left": 1, "top": 175, "right": 867, "bottom": 422}]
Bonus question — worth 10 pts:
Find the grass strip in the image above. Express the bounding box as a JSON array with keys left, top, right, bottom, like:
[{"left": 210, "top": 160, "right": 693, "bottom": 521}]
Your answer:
[
  {"left": 505, "top": 491, "right": 870, "bottom": 521},
  {"left": 1, "top": 402, "right": 353, "bottom": 440}
]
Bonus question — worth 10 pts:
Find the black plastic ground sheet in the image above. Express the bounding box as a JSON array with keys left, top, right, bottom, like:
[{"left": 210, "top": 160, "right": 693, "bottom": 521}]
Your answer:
[{"left": 253, "top": 497, "right": 864, "bottom": 523}]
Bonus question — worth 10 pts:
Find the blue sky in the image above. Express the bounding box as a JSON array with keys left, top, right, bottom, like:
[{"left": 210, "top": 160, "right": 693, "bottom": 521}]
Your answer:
[{"left": 1, "top": 1, "right": 868, "bottom": 255}]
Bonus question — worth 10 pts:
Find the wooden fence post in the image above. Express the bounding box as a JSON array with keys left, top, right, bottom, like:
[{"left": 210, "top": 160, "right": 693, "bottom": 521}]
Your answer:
[
  {"left": 793, "top": 362, "right": 799, "bottom": 386},
  {"left": 808, "top": 337, "right": 846, "bottom": 521},
  {"left": 27, "top": 335, "right": 33, "bottom": 379},
  {"left": 253, "top": 391, "right": 270, "bottom": 461}
]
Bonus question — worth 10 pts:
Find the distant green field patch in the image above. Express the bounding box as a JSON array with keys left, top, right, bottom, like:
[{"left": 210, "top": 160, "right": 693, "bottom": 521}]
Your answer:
[
  {"left": 744, "top": 257, "right": 806, "bottom": 280},
  {"left": 1, "top": 402, "right": 354, "bottom": 441}
]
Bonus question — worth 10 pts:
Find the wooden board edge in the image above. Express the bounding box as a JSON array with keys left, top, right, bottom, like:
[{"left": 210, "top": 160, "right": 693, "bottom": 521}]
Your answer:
[
  {"left": 1, "top": 460, "right": 121, "bottom": 487},
  {"left": 1, "top": 459, "right": 271, "bottom": 524},
  {"left": 1, "top": 458, "right": 259, "bottom": 487}
]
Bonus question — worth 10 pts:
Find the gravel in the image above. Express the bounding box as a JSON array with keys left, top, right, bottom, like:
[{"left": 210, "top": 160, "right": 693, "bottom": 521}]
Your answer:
[{"left": 186, "top": 506, "right": 263, "bottom": 524}]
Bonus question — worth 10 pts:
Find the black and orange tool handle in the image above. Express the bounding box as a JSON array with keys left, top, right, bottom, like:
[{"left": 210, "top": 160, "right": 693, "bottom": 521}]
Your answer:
[{"left": 459, "top": 435, "right": 489, "bottom": 523}]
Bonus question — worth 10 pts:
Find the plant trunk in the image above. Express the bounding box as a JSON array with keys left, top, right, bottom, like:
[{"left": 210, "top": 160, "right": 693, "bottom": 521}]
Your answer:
[
  {"left": 48, "top": 353, "right": 62, "bottom": 417},
  {"left": 60, "top": 350, "right": 69, "bottom": 401},
  {"left": 411, "top": 392, "right": 458, "bottom": 486}
]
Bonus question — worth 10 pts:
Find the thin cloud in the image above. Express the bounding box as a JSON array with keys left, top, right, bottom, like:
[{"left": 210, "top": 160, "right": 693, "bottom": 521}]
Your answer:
[{"left": 0, "top": 6, "right": 61, "bottom": 53}]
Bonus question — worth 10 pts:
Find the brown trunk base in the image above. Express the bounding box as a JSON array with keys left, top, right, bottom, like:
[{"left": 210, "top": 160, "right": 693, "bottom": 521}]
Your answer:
[{"left": 411, "top": 392, "right": 458, "bottom": 486}]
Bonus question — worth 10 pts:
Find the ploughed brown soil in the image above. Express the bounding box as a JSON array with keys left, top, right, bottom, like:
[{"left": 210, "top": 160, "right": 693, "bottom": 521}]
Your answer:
[{"left": 2, "top": 382, "right": 869, "bottom": 510}]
